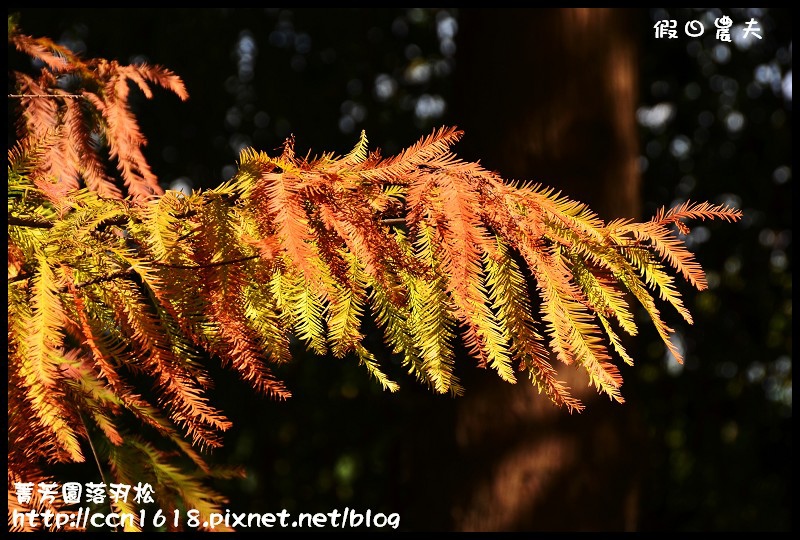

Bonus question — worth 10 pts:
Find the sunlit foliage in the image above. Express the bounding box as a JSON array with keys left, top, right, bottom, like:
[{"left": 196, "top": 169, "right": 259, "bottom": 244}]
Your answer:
[{"left": 8, "top": 20, "right": 741, "bottom": 531}]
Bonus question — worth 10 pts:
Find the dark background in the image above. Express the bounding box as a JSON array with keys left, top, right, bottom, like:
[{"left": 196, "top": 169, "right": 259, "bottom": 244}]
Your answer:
[{"left": 8, "top": 8, "right": 791, "bottom": 531}]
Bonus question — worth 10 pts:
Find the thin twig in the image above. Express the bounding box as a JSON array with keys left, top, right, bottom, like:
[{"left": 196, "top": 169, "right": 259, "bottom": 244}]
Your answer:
[
  {"left": 8, "top": 216, "right": 54, "bottom": 228},
  {"left": 381, "top": 218, "right": 406, "bottom": 225},
  {"left": 75, "top": 268, "right": 136, "bottom": 289},
  {"left": 70, "top": 256, "right": 260, "bottom": 287},
  {"left": 78, "top": 411, "right": 119, "bottom": 533},
  {"left": 8, "top": 93, "right": 84, "bottom": 99},
  {"left": 152, "top": 255, "right": 259, "bottom": 270},
  {"left": 16, "top": 256, "right": 262, "bottom": 289}
]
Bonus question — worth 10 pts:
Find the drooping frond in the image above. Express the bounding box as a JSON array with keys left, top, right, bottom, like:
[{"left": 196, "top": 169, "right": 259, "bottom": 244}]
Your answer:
[
  {"left": 63, "top": 97, "right": 122, "bottom": 198},
  {"left": 483, "top": 240, "right": 583, "bottom": 411},
  {"left": 623, "top": 246, "right": 693, "bottom": 324},
  {"left": 112, "top": 437, "right": 234, "bottom": 532},
  {"left": 8, "top": 25, "right": 78, "bottom": 70},
  {"left": 14, "top": 73, "right": 60, "bottom": 135},
  {"left": 368, "top": 275, "right": 430, "bottom": 387},
  {"left": 115, "top": 62, "right": 189, "bottom": 101},
  {"left": 9, "top": 30, "right": 187, "bottom": 202},
  {"left": 20, "top": 255, "right": 85, "bottom": 460},
  {"left": 527, "top": 246, "right": 625, "bottom": 402},
  {"left": 405, "top": 221, "right": 463, "bottom": 395}
]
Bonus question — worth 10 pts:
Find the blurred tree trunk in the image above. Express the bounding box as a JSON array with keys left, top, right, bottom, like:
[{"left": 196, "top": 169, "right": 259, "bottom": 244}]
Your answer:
[
  {"left": 404, "top": 8, "right": 645, "bottom": 531},
  {"left": 453, "top": 7, "right": 641, "bottom": 219}
]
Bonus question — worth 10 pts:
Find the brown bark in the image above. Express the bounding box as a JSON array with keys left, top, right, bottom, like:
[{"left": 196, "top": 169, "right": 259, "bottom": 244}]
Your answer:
[
  {"left": 453, "top": 8, "right": 641, "bottom": 219},
  {"left": 414, "top": 8, "right": 644, "bottom": 531}
]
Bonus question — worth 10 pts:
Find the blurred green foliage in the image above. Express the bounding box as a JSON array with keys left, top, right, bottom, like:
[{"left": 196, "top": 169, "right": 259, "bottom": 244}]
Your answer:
[{"left": 631, "top": 7, "right": 791, "bottom": 531}]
